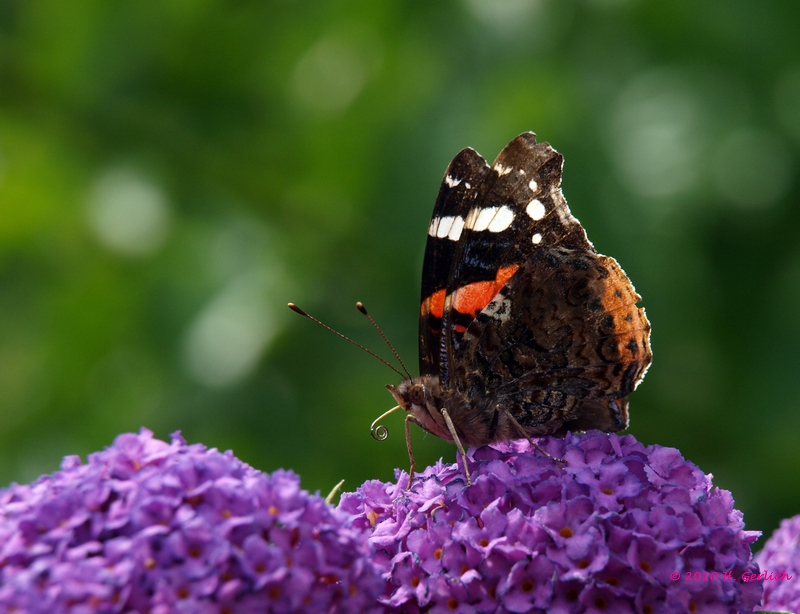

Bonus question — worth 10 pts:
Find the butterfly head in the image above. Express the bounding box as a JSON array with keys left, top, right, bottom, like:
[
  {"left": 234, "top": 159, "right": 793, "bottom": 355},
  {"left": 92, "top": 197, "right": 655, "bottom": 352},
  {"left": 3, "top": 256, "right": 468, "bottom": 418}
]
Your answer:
[{"left": 385, "top": 376, "right": 454, "bottom": 441}]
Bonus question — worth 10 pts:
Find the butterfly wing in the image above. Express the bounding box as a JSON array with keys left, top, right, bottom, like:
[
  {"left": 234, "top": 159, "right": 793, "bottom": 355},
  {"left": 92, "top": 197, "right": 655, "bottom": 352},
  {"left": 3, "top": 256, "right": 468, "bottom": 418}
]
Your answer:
[
  {"left": 447, "top": 132, "right": 593, "bottom": 289},
  {"left": 453, "top": 246, "right": 651, "bottom": 436},
  {"left": 419, "top": 147, "right": 492, "bottom": 380},
  {"left": 424, "top": 133, "right": 594, "bottom": 387}
]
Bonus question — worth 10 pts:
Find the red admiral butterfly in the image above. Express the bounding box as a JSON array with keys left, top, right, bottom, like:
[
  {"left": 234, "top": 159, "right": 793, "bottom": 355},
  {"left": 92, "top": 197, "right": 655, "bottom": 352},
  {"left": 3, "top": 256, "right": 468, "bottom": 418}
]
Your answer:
[
  {"left": 291, "top": 133, "right": 651, "bottom": 486},
  {"left": 381, "top": 132, "right": 651, "bottom": 484}
]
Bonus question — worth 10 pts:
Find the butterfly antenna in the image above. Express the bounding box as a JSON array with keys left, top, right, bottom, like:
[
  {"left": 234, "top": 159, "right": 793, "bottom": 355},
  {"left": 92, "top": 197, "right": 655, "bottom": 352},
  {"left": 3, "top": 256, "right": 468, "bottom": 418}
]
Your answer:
[
  {"left": 287, "top": 303, "right": 406, "bottom": 379},
  {"left": 356, "top": 302, "right": 412, "bottom": 379}
]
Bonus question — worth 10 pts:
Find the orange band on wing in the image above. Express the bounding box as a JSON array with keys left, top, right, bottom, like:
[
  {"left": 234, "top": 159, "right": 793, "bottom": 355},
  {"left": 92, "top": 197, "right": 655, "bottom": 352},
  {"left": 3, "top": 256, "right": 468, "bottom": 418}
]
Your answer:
[
  {"left": 453, "top": 264, "right": 519, "bottom": 318},
  {"left": 421, "top": 288, "right": 447, "bottom": 318},
  {"left": 421, "top": 265, "right": 519, "bottom": 320}
]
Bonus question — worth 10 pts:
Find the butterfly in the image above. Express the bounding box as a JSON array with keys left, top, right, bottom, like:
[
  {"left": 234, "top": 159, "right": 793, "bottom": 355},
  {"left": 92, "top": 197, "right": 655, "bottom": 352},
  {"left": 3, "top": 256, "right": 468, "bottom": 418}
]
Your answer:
[{"left": 381, "top": 132, "right": 652, "bottom": 485}]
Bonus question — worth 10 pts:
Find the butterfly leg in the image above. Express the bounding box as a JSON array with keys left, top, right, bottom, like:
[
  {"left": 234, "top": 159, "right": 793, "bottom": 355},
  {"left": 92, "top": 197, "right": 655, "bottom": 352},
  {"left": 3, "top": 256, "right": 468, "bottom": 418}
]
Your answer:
[
  {"left": 404, "top": 414, "right": 418, "bottom": 489},
  {"left": 440, "top": 408, "right": 472, "bottom": 487},
  {"left": 500, "top": 407, "right": 567, "bottom": 465}
]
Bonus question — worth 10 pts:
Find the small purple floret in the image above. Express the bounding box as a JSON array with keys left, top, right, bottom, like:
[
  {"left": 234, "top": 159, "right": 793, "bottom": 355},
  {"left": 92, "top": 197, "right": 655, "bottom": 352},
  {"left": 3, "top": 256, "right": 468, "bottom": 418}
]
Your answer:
[
  {"left": 754, "top": 513, "right": 800, "bottom": 613},
  {"left": 340, "top": 431, "right": 763, "bottom": 613},
  {"left": 0, "top": 429, "right": 381, "bottom": 613}
]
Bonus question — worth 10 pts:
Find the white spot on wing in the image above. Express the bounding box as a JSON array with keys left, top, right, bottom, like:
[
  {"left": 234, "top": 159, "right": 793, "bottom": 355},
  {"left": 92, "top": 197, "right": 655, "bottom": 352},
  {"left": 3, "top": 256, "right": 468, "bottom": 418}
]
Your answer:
[
  {"left": 444, "top": 175, "right": 461, "bottom": 188},
  {"left": 532, "top": 232, "right": 542, "bottom": 244},
  {"left": 528, "top": 179, "right": 538, "bottom": 192},
  {"left": 526, "top": 199, "right": 546, "bottom": 220},
  {"left": 428, "top": 217, "right": 439, "bottom": 237},
  {"left": 465, "top": 207, "right": 493, "bottom": 231},
  {"left": 494, "top": 163, "right": 513, "bottom": 176},
  {"left": 465, "top": 182, "right": 471, "bottom": 189},
  {"left": 434, "top": 215, "right": 464, "bottom": 241},
  {"left": 435, "top": 216, "right": 454, "bottom": 238},
  {"left": 488, "top": 205, "right": 515, "bottom": 232},
  {"left": 447, "top": 215, "right": 465, "bottom": 241},
  {"left": 464, "top": 205, "right": 515, "bottom": 233},
  {"left": 464, "top": 207, "right": 480, "bottom": 230}
]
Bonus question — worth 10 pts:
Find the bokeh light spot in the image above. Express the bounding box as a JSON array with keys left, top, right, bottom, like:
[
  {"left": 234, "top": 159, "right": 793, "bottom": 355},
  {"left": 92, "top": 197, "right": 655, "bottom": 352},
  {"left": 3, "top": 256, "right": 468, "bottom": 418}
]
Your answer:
[
  {"left": 86, "top": 168, "right": 171, "bottom": 257},
  {"left": 610, "top": 69, "right": 702, "bottom": 199},
  {"left": 291, "top": 36, "right": 369, "bottom": 115},
  {"left": 182, "top": 269, "right": 278, "bottom": 388},
  {"left": 464, "top": 0, "right": 542, "bottom": 33}
]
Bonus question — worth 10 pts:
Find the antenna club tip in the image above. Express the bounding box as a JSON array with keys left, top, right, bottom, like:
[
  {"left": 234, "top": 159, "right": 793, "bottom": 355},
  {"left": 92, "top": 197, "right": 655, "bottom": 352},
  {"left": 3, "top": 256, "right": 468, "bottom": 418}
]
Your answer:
[
  {"left": 356, "top": 302, "right": 368, "bottom": 315},
  {"left": 287, "top": 303, "right": 306, "bottom": 315}
]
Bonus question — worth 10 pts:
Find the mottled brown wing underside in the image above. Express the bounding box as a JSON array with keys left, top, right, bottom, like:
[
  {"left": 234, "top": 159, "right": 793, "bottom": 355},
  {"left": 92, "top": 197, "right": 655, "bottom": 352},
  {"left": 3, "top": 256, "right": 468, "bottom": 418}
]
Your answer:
[{"left": 453, "top": 246, "right": 652, "bottom": 435}]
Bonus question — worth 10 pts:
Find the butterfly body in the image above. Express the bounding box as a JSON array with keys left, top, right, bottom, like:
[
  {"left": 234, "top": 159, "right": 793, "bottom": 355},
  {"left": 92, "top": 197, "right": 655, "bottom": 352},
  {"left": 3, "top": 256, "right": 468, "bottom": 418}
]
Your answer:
[
  {"left": 390, "top": 133, "right": 651, "bottom": 468},
  {"left": 388, "top": 375, "right": 510, "bottom": 447}
]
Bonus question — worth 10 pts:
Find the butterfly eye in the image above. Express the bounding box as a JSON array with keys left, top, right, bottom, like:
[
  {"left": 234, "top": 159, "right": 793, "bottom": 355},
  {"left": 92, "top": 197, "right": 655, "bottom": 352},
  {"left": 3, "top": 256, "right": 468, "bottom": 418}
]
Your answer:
[{"left": 409, "top": 383, "right": 426, "bottom": 406}]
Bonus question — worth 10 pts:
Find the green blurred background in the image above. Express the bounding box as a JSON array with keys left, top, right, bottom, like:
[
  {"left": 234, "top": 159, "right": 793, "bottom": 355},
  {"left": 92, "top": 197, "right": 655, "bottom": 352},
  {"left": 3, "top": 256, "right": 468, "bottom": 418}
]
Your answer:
[{"left": 1, "top": 0, "right": 799, "bottom": 544}]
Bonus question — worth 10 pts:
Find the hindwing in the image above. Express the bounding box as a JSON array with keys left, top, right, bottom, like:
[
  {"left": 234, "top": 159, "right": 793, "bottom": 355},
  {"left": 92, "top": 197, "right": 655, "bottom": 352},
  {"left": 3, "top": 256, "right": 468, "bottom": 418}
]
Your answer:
[{"left": 452, "top": 246, "right": 652, "bottom": 434}]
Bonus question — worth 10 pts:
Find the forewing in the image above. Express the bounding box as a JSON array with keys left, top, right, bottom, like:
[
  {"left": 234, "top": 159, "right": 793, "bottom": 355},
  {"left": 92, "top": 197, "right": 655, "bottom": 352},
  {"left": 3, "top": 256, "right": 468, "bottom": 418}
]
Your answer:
[
  {"left": 419, "top": 148, "right": 492, "bottom": 378},
  {"left": 435, "top": 133, "right": 593, "bottom": 387},
  {"left": 448, "top": 132, "right": 592, "bottom": 288}
]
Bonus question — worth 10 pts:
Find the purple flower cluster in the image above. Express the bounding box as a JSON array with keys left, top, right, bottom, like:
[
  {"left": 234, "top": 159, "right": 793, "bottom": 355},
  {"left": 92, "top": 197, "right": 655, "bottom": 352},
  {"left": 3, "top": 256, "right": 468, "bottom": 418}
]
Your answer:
[
  {"left": 340, "top": 432, "right": 763, "bottom": 614},
  {"left": 754, "top": 513, "right": 800, "bottom": 613},
  {"left": 0, "top": 429, "right": 381, "bottom": 614}
]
